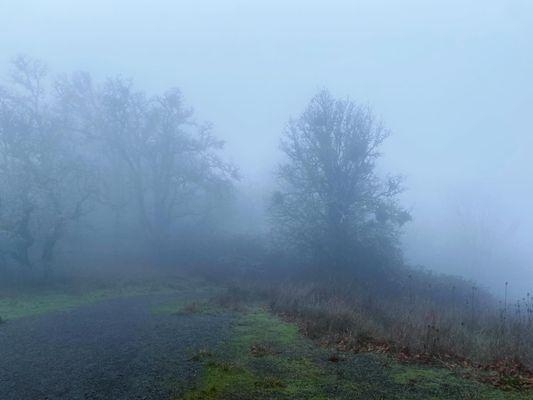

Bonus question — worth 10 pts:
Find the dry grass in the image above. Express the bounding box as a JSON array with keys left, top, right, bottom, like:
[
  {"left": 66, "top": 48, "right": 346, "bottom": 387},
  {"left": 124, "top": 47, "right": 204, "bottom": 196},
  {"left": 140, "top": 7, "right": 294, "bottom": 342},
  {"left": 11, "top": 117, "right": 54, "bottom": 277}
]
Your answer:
[{"left": 217, "top": 270, "right": 533, "bottom": 374}]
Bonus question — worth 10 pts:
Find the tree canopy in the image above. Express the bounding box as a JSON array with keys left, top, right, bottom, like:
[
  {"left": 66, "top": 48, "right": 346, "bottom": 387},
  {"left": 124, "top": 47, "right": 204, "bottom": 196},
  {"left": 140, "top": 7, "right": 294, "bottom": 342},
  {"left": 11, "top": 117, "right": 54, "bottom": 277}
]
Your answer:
[{"left": 271, "top": 89, "right": 410, "bottom": 276}]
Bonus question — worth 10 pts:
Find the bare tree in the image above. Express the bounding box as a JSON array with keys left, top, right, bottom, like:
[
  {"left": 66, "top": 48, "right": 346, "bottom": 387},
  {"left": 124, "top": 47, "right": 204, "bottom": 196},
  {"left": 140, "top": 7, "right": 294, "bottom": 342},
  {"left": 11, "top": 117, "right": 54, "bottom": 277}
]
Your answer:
[
  {"left": 57, "top": 74, "right": 237, "bottom": 264},
  {"left": 271, "top": 89, "right": 409, "bottom": 275},
  {"left": 0, "top": 56, "right": 95, "bottom": 276}
]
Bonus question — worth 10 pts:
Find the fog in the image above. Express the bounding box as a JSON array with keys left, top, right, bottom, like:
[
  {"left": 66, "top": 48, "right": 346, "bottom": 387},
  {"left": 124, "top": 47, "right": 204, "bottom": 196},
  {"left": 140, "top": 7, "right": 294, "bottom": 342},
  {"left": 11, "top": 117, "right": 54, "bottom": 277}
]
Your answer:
[
  {"left": 4, "top": 4, "right": 533, "bottom": 398},
  {"left": 1, "top": 0, "right": 532, "bottom": 296}
]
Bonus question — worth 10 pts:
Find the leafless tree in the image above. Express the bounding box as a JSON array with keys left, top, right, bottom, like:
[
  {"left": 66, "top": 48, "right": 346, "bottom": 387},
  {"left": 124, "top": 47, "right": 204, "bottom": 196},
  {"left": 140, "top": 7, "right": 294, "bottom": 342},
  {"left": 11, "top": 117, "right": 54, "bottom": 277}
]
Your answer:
[
  {"left": 0, "top": 56, "right": 96, "bottom": 276},
  {"left": 271, "top": 89, "right": 410, "bottom": 275},
  {"left": 56, "top": 73, "right": 237, "bottom": 263}
]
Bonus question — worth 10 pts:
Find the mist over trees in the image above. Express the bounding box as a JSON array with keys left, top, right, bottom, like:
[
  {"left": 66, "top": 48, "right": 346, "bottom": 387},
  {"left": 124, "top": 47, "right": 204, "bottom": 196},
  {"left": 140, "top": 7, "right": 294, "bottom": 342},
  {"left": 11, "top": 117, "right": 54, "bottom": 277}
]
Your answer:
[
  {"left": 0, "top": 56, "right": 97, "bottom": 276},
  {"left": 57, "top": 72, "right": 238, "bottom": 264},
  {"left": 0, "top": 56, "right": 238, "bottom": 278},
  {"left": 271, "top": 90, "right": 410, "bottom": 277},
  {"left": 2, "top": 4, "right": 533, "bottom": 394},
  {"left": 0, "top": 57, "right": 407, "bottom": 283},
  {"left": 3, "top": 55, "right": 533, "bottom": 375}
]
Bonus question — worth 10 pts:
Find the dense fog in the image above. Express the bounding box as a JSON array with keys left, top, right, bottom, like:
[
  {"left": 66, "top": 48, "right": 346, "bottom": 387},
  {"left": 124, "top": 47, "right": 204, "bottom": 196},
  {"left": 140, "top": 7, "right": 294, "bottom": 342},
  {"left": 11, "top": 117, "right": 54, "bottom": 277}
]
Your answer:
[
  {"left": 3, "top": 3, "right": 533, "bottom": 399},
  {"left": 1, "top": 0, "right": 532, "bottom": 297}
]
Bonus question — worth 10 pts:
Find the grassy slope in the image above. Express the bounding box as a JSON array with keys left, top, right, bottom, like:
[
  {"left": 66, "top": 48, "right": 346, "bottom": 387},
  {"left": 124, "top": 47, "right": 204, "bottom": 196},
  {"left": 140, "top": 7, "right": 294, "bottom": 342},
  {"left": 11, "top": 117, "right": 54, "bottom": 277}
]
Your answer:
[{"left": 179, "top": 309, "right": 532, "bottom": 400}]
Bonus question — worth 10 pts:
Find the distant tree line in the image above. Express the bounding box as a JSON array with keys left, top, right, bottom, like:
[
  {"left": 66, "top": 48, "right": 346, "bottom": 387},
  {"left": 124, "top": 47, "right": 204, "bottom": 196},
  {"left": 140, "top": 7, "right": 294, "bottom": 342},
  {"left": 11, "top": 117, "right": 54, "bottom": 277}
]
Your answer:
[{"left": 0, "top": 56, "right": 408, "bottom": 280}]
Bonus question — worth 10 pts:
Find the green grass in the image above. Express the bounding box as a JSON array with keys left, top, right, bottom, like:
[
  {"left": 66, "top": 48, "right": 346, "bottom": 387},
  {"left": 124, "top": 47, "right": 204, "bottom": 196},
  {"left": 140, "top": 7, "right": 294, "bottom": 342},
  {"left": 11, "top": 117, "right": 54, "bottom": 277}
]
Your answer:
[
  {"left": 179, "top": 308, "right": 533, "bottom": 400},
  {"left": 389, "top": 363, "right": 533, "bottom": 399},
  {"left": 0, "top": 278, "right": 195, "bottom": 320},
  {"left": 233, "top": 310, "right": 299, "bottom": 348},
  {"left": 180, "top": 309, "right": 333, "bottom": 400}
]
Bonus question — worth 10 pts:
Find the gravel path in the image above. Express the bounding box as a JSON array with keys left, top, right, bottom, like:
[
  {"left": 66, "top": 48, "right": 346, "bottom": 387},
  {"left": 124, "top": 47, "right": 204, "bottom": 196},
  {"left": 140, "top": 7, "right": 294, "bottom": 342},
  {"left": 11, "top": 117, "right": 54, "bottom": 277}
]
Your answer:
[{"left": 0, "top": 294, "right": 233, "bottom": 400}]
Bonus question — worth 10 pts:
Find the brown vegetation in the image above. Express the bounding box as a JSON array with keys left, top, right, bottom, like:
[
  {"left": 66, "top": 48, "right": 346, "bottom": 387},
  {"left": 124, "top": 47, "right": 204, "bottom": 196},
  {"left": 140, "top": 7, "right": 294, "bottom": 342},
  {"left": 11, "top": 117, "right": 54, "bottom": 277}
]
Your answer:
[{"left": 213, "top": 267, "right": 533, "bottom": 390}]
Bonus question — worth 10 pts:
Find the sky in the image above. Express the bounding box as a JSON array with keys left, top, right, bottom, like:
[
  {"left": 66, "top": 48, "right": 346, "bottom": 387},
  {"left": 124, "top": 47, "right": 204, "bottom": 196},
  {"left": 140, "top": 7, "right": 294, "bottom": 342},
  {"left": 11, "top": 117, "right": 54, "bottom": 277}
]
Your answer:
[{"left": 1, "top": 0, "right": 532, "bottom": 296}]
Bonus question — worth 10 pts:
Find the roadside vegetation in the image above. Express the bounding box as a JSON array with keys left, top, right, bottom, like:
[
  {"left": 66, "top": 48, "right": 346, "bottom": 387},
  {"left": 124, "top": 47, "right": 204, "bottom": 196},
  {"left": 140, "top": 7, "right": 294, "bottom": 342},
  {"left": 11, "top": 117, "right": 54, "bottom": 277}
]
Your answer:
[
  {"left": 178, "top": 303, "right": 532, "bottom": 399},
  {"left": 196, "top": 274, "right": 533, "bottom": 391},
  {"left": 1, "top": 271, "right": 531, "bottom": 397},
  {"left": 0, "top": 56, "right": 531, "bottom": 397}
]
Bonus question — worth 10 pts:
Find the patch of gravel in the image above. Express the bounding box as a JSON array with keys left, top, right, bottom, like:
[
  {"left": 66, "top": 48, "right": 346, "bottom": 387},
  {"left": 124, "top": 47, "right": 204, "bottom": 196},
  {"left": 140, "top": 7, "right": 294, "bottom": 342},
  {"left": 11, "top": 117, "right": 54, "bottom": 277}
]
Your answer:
[{"left": 0, "top": 294, "right": 234, "bottom": 400}]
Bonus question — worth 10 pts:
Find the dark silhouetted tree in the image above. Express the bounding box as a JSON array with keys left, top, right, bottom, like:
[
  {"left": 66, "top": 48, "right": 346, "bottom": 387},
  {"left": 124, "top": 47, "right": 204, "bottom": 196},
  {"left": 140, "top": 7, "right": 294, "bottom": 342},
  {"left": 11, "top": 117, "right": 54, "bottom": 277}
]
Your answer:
[{"left": 271, "top": 89, "right": 410, "bottom": 276}]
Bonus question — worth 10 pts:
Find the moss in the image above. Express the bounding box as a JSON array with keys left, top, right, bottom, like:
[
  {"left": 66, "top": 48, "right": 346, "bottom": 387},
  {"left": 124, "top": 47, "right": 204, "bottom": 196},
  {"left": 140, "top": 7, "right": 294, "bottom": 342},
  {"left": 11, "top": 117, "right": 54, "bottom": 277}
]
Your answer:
[
  {"left": 179, "top": 310, "right": 331, "bottom": 399},
  {"left": 232, "top": 310, "right": 299, "bottom": 350},
  {"left": 181, "top": 361, "right": 258, "bottom": 400},
  {"left": 390, "top": 364, "right": 533, "bottom": 400},
  {"left": 392, "top": 366, "right": 453, "bottom": 389},
  {"left": 179, "top": 308, "right": 533, "bottom": 400}
]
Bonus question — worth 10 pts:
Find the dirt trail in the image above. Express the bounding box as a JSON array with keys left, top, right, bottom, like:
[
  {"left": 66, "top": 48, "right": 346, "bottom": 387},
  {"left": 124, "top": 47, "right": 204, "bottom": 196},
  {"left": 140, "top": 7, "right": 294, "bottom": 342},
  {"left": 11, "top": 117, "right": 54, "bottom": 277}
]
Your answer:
[{"left": 0, "top": 294, "right": 233, "bottom": 400}]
